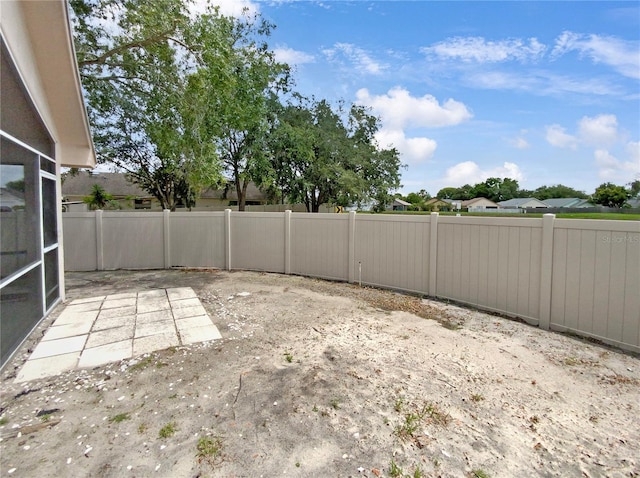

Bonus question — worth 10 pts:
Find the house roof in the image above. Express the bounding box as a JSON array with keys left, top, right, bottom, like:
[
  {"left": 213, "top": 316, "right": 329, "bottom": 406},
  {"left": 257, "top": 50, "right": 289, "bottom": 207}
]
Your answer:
[
  {"left": 498, "top": 197, "right": 548, "bottom": 208},
  {"left": 424, "top": 198, "right": 449, "bottom": 205},
  {"left": 462, "top": 197, "right": 499, "bottom": 207},
  {"left": 543, "top": 198, "right": 592, "bottom": 208},
  {"left": 62, "top": 173, "right": 149, "bottom": 198},
  {"left": 393, "top": 198, "right": 411, "bottom": 206},
  {"left": 1, "top": 1, "right": 95, "bottom": 168}
]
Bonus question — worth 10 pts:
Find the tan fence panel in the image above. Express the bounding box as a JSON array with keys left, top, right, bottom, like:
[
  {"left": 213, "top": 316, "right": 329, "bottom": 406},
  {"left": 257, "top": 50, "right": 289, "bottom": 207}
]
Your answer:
[
  {"left": 101, "top": 212, "right": 165, "bottom": 269},
  {"left": 550, "top": 219, "right": 640, "bottom": 350},
  {"left": 354, "top": 214, "right": 430, "bottom": 294},
  {"left": 436, "top": 217, "right": 542, "bottom": 324},
  {"left": 60, "top": 213, "right": 98, "bottom": 271},
  {"left": 290, "top": 213, "right": 349, "bottom": 281},
  {"left": 230, "top": 212, "right": 285, "bottom": 273},
  {"left": 169, "top": 212, "right": 225, "bottom": 268}
]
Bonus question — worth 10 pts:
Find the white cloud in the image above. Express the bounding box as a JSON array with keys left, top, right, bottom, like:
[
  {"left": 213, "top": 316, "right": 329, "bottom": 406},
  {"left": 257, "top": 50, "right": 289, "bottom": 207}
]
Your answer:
[
  {"left": 510, "top": 137, "right": 530, "bottom": 149},
  {"left": 273, "top": 47, "right": 314, "bottom": 65},
  {"left": 467, "top": 70, "right": 621, "bottom": 97},
  {"left": 355, "top": 87, "right": 472, "bottom": 129},
  {"left": 594, "top": 149, "right": 639, "bottom": 181},
  {"left": 442, "top": 161, "right": 524, "bottom": 187},
  {"left": 578, "top": 114, "right": 618, "bottom": 147},
  {"left": 375, "top": 129, "right": 437, "bottom": 164},
  {"left": 627, "top": 141, "right": 640, "bottom": 164},
  {"left": 322, "top": 43, "right": 386, "bottom": 74},
  {"left": 552, "top": 31, "right": 640, "bottom": 79},
  {"left": 422, "top": 36, "right": 546, "bottom": 63},
  {"left": 545, "top": 124, "right": 578, "bottom": 150}
]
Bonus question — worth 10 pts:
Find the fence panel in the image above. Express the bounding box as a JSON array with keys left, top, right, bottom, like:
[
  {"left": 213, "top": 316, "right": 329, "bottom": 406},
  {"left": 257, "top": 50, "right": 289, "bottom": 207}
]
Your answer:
[
  {"left": 550, "top": 220, "right": 640, "bottom": 350},
  {"left": 435, "top": 217, "right": 542, "bottom": 324},
  {"left": 230, "top": 212, "right": 285, "bottom": 273},
  {"left": 290, "top": 213, "right": 349, "bottom": 281},
  {"left": 60, "top": 213, "right": 97, "bottom": 271},
  {"left": 101, "top": 212, "right": 165, "bottom": 270},
  {"left": 354, "top": 214, "right": 430, "bottom": 294},
  {"left": 169, "top": 212, "right": 225, "bottom": 268}
]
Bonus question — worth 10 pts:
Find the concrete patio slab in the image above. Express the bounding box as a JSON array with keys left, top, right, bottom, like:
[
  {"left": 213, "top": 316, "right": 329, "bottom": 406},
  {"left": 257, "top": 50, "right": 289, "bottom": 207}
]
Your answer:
[
  {"left": 172, "top": 304, "right": 208, "bottom": 319},
  {"left": 99, "top": 306, "right": 136, "bottom": 319},
  {"left": 64, "top": 301, "right": 103, "bottom": 313},
  {"left": 179, "top": 325, "right": 222, "bottom": 344},
  {"left": 137, "top": 297, "right": 171, "bottom": 313},
  {"left": 133, "top": 332, "right": 180, "bottom": 356},
  {"left": 85, "top": 324, "right": 135, "bottom": 349},
  {"left": 55, "top": 309, "right": 99, "bottom": 325},
  {"left": 138, "top": 290, "right": 167, "bottom": 298},
  {"left": 92, "top": 314, "right": 136, "bottom": 331},
  {"left": 102, "top": 296, "right": 137, "bottom": 309},
  {"left": 14, "top": 287, "right": 222, "bottom": 383},
  {"left": 30, "top": 335, "right": 87, "bottom": 360},
  {"left": 135, "top": 319, "right": 175, "bottom": 338},
  {"left": 43, "top": 320, "right": 93, "bottom": 341},
  {"left": 78, "top": 340, "right": 133, "bottom": 368},
  {"left": 167, "top": 287, "right": 198, "bottom": 301},
  {"left": 14, "top": 352, "right": 81, "bottom": 382},
  {"left": 170, "top": 297, "right": 202, "bottom": 309},
  {"left": 136, "top": 309, "right": 173, "bottom": 324}
]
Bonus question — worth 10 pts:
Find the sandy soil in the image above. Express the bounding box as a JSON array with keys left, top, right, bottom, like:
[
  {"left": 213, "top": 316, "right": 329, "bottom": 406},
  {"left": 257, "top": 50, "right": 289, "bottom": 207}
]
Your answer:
[{"left": 1, "top": 269, "right": 639, "bottom": 478}]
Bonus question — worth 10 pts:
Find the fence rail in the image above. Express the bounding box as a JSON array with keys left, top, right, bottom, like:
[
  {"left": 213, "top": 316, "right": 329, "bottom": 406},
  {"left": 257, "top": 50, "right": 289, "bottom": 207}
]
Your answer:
[{"left": 62, "top": 210, "right": 640, "bottom": 353}]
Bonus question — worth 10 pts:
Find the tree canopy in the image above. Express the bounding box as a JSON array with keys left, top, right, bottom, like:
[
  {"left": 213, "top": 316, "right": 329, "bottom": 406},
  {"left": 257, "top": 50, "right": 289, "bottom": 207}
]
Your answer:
[
  {"left": 71, "top": 0, "right": 286, "bottom": 210},
  {"left": 267, "top": 97, "right": 403, "bottom": 212},
  {"left": 591, "top": 183, "right": 631, "bottom": 208}
]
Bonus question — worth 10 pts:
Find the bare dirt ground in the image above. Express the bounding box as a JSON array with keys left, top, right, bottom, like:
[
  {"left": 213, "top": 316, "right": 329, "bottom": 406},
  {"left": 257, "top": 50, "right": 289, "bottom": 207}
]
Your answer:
[{"left": 1, "top": 269, "right": 639, "bottom": 478}]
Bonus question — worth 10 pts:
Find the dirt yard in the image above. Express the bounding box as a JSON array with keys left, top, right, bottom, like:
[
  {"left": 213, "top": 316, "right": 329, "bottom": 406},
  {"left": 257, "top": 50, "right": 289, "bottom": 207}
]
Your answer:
[{"left": 1, "top": 269, "right": 639, "bottom": 478}]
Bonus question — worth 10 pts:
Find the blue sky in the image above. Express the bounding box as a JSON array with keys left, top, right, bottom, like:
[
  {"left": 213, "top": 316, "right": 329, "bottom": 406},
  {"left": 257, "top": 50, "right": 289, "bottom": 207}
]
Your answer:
[{"left": 213, "top": 0, "right": 640, "bottom": 197}]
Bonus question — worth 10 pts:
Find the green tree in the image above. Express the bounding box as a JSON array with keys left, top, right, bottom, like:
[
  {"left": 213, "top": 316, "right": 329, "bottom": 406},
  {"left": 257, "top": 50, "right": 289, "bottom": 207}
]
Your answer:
[
  {"left": 591, "top": 183, "right": 631, "bottom": 208},
  {"left": 185, "top": 16, "right": 290, "bottom": 211},
  {"left": 437, "top": 187, "right": 460, "bottom": 199},
  {"left": 627, "top": 179, "right": 640, "bottom": 198},
  {"left": 533, "top": 184, "right": 588, "bottom": 200},
  {"left": 268, "top": 97, "right": 402, "bottom": 212},
  {"left": 71, "top": 0, "right": 281, "bottom": 211}
]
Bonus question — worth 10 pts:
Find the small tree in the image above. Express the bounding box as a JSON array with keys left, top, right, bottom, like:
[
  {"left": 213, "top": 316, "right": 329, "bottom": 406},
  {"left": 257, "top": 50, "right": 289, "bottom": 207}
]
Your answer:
[
  {"left": 591, "top": 183, "right": 631, "bottom": 208},
  {"left": 83, "top": 184, "right": 118, "bottom": 210}
]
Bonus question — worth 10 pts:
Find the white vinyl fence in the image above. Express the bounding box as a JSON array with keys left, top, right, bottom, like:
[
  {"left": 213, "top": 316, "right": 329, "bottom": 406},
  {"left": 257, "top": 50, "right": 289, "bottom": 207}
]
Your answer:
[{"left": 63, "top": 210, "right": 640, "bottom": 353}]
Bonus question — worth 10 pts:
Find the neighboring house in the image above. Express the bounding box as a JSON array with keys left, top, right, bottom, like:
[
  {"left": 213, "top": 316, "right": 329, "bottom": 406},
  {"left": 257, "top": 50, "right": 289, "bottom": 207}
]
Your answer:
[
  {"left": 199, "top": 182, "right": 268, "bottom": 208},
  {"left": 62, "top": 172, "right": 269, "bottom": 210},
  {"left": 543, "top": 198, "right": 592, "bottom": 208},
  {"left": 498, "top": 198, "right": 549, "bottom": 209},
  {"left": 63, "top": 172, "right": 153, "bottom": 209},
  {"left": 1, "top": 1, "right": 96, "bottom": 367},
  {"left": 387, "top": 198, "right": 411, "bottom": 211},
  {"left": 461, "top": 197, "right": 499, "bottom": 212},
  {"left": 441, "top": 197, "right": 500, "bottom": 211},
  {"left": 423, "top": 198, "right": 451, "bottom": 211}
]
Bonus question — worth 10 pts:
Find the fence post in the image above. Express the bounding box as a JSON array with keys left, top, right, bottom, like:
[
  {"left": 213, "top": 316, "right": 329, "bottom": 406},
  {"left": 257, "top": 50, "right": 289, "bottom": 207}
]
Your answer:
[
  {"left": 284, "top": 210, "right": 292, "bottom": 274},
  {"left": 95, "top": 209, "right": 104, "bottom": 271},
  {"left": 428, "top": 212, "right": 439, "bottom": 296},
  {"left": 538, "top": 213, "right": 555, "bottom": 330},
  {"left": 163, "top": 209, "right": 171, "bottom": 269},
  {"left": 224, "top": 209, "right": 232, "bottom": 271},
  {"left": 348, "top": 211, "right": 356, "bottom": 283}
]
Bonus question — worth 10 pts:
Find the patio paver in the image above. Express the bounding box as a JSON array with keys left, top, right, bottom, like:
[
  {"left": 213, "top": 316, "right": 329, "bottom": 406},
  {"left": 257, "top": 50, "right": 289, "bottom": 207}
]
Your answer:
[{"left": 14, "top": 287, "right": 221, "bottom": 383}]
